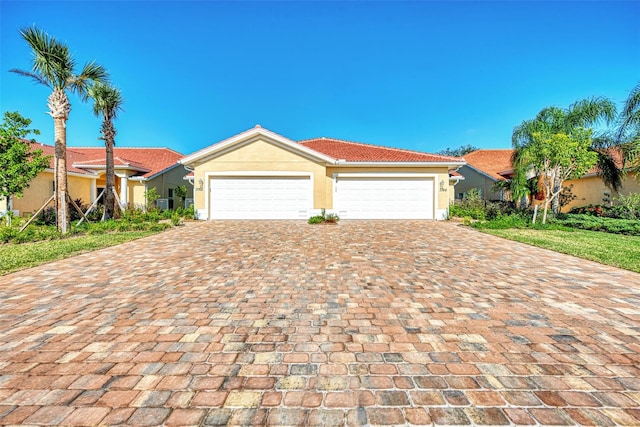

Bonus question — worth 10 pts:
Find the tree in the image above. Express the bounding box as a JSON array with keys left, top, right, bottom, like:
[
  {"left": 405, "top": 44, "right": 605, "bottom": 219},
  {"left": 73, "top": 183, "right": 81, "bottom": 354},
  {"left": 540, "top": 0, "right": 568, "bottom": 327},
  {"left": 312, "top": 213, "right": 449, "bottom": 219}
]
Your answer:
[
  {"left": 87, "top": 82, "right": 124, "bottom": 220},
  {"left": 616, "top": 82, "right": 640, "bottom": 171},
  {"left": 523, "top": 130, "right": 598, "bottom": 223},
  {"left": 11, "top": 26, "right": 108, "bottom": 233},
  {"left": 512, "top": 97, "right": 616, "bottom": 215},
  {"left": 0, "top": 112, "right": 51, "bottom": 223},
  {"left": 437, "top": 144, "right": 478, "bottom": 157}
]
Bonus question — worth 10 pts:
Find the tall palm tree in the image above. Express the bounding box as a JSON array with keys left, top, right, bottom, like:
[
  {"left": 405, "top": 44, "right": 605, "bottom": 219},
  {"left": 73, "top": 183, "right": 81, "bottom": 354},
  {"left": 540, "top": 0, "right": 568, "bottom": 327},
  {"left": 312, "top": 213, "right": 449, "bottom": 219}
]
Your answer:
[
  {"left": 11, "top": 26, "right": 108, "bottom": 233},
  {"left": 88, "top": 82, "right": 124, "bottom": 220},
  {"left": 512, "top": 97, "right": 617, "bottom": 213}
]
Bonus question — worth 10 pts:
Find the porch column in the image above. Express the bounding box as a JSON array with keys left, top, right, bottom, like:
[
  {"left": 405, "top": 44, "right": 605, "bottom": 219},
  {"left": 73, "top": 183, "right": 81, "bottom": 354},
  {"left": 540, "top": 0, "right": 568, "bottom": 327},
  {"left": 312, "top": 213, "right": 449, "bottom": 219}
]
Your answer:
[
  {"left": 90, "top": 179, "right": 97, "bottom": 203},
  {"left": 120, "top": 176, "right": 128, "bottom": 207}
]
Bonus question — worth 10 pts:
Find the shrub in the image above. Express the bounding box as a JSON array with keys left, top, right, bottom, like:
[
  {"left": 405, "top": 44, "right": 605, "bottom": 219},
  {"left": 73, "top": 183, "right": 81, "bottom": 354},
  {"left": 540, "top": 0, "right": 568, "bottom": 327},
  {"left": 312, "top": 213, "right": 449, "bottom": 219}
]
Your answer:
[
  {"left": 554, "top": 214, "right": 640, "bottom": 236},
  {"left": 308, "top": 208, "right": 340, "bottom": 224}
]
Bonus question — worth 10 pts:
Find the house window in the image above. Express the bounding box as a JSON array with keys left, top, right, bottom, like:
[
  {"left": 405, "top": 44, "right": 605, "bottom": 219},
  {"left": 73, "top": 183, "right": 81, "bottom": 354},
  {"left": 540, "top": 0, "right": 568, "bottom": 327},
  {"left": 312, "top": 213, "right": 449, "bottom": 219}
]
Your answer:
[{"left": 168, "top": 188, "right": 174, "bottom": 198}]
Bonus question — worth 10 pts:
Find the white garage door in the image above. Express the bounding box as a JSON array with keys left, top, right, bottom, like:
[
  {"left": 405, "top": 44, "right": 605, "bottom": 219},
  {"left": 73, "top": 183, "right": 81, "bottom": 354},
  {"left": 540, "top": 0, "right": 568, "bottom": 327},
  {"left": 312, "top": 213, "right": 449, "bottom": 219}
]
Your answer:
[
  {"left": 210, "top": 176, "right": 311, "bottom": 219},
  {"left": 334, "top": 177, "right": 434, "bottom": 219}
]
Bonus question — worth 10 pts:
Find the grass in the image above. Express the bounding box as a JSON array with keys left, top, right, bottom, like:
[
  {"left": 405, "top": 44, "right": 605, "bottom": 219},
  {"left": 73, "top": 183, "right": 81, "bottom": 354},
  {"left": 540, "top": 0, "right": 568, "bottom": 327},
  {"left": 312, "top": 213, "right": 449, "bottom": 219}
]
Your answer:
[
  {"left": 483, "top": 228, "right": 640, "bottom": 273},
  {"left": 0, "top": 231, "right": 157, "bottom": 275}
]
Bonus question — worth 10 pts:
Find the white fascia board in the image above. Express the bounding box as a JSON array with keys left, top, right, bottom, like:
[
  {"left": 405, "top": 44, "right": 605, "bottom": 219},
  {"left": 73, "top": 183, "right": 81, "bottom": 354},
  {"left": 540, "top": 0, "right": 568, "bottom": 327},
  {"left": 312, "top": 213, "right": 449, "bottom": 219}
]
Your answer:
[
  {"left": 44, "top": 167, "right": 98, "bottom": 179},
  {"left": 179, "top": 127, "right": 336, "bottom": 165}
]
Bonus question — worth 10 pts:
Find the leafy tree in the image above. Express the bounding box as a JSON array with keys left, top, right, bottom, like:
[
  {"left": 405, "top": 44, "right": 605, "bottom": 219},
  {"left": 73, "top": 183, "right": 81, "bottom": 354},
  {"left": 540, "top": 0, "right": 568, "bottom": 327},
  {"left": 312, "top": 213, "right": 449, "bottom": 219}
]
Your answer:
[
  {"left": 88, "top": 82, "right": 124, "bottom": 220},
  {"left": 521, "top": 130, "right": 598, "bottom": 223},
  {"left": 11, "top": 26, "right": 108, "bottom": 233},
  {"left": 0, "top": 112, "right": 51, "bottom": 222},
  {"left": 174, "top": 185, "right": 188, "bottom": 207},
  {"left": 437, "top": 144, "right": 478, "bottom": 157},
  {"left": 512, "top": 97, "right": 616, "bottom": 215}
]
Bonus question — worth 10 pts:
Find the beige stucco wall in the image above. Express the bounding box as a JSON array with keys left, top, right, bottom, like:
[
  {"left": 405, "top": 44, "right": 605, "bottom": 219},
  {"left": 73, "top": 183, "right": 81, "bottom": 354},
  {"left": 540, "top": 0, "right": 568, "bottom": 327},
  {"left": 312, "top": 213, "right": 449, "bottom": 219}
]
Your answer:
[
  {"left": 9, "top": 171, "right": 93, "bottom": 216},
  {"left": 129, "top": 181, "right": 147, "bottom": 209},
  {"left": 192, "top": 138, "right": 330, "bottom": 210},
  {"left": 563, "top": 172, "right": 640, "bottom": 211},
  {"left": 189, "top": 138, "right": 454, "bottom": 219}
]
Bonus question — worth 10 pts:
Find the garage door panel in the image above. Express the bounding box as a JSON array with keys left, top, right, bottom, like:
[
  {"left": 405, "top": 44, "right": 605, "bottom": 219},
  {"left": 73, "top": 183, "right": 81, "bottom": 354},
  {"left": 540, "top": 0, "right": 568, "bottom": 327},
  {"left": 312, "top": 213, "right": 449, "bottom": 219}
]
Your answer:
[
  {"left": 335, "top": 177, "right": 433, "bottom": 219},
  {"left": 210, "top": 176, "right": 310, "bottom": 219}
]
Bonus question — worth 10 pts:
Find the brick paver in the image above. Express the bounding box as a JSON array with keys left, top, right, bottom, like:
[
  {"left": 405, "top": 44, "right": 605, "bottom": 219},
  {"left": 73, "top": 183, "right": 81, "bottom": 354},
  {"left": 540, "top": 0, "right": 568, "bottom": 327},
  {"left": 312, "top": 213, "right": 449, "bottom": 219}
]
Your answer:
[{"left": 1, "top": 220, "right": 639, "bottom": 425}]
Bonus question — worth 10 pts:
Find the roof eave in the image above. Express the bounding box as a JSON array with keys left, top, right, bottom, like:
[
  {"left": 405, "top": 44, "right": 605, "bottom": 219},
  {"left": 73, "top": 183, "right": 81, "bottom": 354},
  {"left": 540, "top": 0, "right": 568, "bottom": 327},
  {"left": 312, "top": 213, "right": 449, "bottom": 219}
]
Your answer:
[
  {"left": 179, "top": 127, "right": 336, "bottom": 166},
  {"left": 334, "top": 161, "right": 466, "bottom": 168}
]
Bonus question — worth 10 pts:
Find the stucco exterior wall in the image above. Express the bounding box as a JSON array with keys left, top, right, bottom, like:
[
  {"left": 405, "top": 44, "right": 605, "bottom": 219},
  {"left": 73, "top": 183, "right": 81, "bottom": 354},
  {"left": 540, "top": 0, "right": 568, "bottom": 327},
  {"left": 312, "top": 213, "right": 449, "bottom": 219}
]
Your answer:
[
  {"left": 193, "top": 139, "right": 329, "bottom": 210},
  {"left": 9, "top": 172, "right": 93, "bottom": 216},
  {"left": 130, "top": 181, "right": 147, "bottom": 209},
  {"left": 562, "top": 173, "right": 640, "bottom": 211},
  {"left": 455, "top": 165, "right": 504, "bottom": 200},
  {"left": 144, "top": 165, "right": 194, "bottom": 209}
]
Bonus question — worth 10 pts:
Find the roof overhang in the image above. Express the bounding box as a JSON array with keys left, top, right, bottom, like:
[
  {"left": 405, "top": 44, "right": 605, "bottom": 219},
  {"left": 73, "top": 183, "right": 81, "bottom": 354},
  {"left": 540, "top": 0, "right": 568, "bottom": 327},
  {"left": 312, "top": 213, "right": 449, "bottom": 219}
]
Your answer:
[
  {"left": 332, "top": 161, "right": 466, "bottom": 168},
  {"left": 179, "top": 126, "right": 336, "bottom": 166}
]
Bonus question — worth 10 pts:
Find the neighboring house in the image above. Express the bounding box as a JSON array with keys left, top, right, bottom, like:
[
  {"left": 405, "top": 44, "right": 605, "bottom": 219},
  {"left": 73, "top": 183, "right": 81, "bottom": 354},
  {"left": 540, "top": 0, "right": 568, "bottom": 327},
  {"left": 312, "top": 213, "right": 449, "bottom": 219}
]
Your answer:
[
  {"left": 179, "top": 125, "right": 465, "bottom": 220},
  {"left": 1, "top": 142, "right": 191, "bottom": 217},
  {"left": 456, "top": 148, "right": 640, "bottom": 211},
  {"left": 455, "top": 149, "right": 514, "bottom": 201}
]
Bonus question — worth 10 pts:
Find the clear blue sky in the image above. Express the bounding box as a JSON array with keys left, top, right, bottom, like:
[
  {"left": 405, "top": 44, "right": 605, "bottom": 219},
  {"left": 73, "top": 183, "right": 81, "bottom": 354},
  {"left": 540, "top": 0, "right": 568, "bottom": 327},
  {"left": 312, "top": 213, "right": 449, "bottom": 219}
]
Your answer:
[{"left": 1, "top": 1, "right": 639, "bottom": 156}]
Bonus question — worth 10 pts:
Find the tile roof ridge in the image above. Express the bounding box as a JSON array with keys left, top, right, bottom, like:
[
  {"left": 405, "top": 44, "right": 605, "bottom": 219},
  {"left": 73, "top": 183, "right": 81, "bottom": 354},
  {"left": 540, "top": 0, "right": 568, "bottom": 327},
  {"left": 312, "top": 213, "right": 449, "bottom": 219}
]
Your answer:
[{"left": 299, "top": 137, "right": 461, "bottom": 161}]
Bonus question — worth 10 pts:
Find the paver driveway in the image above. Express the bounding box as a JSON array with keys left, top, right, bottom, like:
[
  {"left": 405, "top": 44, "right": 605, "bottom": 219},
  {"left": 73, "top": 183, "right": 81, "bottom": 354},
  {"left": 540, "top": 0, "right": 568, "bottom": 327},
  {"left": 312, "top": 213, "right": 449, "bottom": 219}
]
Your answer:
[{"left": 0, "top": 221, "right": 639, "bottom": 426}]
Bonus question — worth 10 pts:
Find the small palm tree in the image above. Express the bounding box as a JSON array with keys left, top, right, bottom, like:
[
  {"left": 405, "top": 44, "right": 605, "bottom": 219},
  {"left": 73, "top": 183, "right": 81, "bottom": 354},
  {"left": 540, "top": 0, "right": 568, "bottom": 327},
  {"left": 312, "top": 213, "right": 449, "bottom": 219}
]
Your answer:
[
  {"left": 88, "top": 82, "right": 124, "bottom": 220},
  {"left": 11, "top": 26, "right": 108, "bottom": 233},
  {"left": 512, "top": 97, "right": 617, "bottom": 214}
]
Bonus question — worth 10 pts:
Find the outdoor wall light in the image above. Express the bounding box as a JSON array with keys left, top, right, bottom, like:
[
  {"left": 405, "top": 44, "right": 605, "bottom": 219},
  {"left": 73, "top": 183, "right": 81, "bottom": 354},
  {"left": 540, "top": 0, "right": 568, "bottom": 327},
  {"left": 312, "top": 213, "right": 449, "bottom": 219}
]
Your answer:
[
  {"left": 198, "top": 178, "right": 204, "bottom": 191},
  {"left": 439, "top": 179, "right": 446, "bottom": 192}
]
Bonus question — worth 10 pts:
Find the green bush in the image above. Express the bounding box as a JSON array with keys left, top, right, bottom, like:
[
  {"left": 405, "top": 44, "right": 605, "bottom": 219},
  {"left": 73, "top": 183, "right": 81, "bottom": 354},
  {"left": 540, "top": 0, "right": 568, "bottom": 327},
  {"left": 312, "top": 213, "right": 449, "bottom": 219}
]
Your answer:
[
  {"left": 308, "top": 208, "right": 340, "bottom": 224},
  {"left": 554, "top": 214, "right": 640, "bottom": 236}
]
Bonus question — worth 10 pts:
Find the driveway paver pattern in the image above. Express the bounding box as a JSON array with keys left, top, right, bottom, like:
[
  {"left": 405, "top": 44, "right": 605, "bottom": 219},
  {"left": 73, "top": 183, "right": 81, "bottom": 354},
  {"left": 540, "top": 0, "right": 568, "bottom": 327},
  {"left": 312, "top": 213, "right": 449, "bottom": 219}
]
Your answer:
[{"left": 0, "top": 221, "right": 639, "bottom": 426}]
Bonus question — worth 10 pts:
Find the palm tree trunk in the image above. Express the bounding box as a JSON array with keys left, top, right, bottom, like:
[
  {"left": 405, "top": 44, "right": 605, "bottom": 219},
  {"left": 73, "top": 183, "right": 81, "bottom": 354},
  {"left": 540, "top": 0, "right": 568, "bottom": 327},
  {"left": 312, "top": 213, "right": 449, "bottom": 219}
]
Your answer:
[
  {"left": 104, "top": 139, "right": 115, "bottom": 219},
  {"left": 53, "top": 116, "right": 69, "bottom": 233}
]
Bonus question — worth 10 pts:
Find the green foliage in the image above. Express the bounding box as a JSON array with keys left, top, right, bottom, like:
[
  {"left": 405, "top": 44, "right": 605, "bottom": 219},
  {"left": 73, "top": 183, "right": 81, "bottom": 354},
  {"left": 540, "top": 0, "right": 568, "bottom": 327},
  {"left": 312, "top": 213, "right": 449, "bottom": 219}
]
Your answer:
[
  {"left": 145, "top": 187, "right": 160, "bottom": 210},
  {"left": 308, "top": 208, "right": 340, "bottom": 224},
  {"left": 569, "top": 193, "right": 640, "bottom": 220},
  {"left": 0, "top": 112, "right": 50, "bottom": 204},
  {"left": 35, "top": 198, "right": 91, "bottom": 225},
  {"left": 174, "top": 185, "right": 188, "bottom": 203},
  {"left": 554, "top": 214, "right": 640, "bottom": 236},
  {"left": 171, "top": 212, "right": 182, "bottom": 226},
  {"left": 512, "top": 97, "right": 616, "bottom": 222},
  {"left": 437, "top": 144, "right": 478, "bottom": 157}
]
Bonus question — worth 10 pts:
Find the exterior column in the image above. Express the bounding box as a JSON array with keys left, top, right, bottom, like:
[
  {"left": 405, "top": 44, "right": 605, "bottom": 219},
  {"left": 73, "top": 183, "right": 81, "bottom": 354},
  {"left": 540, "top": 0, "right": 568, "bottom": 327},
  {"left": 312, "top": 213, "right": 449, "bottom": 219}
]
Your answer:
[
  {"left": 120, "top": 176, "right": 128, "bottom": 207},
  {"left": 90, "top": 178, "right": 97, "bottom": 203}
]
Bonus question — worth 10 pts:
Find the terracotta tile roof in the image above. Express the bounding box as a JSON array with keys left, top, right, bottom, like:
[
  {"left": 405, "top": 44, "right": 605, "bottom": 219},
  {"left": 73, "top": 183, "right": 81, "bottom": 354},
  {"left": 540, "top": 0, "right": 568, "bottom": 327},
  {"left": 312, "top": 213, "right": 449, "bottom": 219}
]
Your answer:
[
  {"left": 463, "top": 149, "right": 515, "bottom": 181},
  {"left": 298, "top": 137, "right": 463, "bottom": 163},
  {"left": 28, "top": 142, "right": 184, "bottom": 178}
]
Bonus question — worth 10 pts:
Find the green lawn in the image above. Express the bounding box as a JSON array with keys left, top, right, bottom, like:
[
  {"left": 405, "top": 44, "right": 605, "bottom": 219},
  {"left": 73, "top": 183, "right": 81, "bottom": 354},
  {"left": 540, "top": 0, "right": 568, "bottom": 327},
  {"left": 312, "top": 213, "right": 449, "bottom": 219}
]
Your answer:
[
  {"left": 483, "top": 228, "right": 640, "bottom": 273},
  {"left": 0, "top": 231, "right": 157, "bottom": 275}
]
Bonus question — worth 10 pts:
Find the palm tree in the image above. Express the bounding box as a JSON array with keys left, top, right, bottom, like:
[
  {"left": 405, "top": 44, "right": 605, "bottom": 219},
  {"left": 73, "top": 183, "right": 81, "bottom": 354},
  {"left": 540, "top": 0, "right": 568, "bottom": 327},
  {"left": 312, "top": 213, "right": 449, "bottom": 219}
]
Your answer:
[
  {"left": 11, "top": 26, "right": 108, "bottom": 233},
  {"left": 616, "top": 82, "right": 640, "bottom": 170},
  {"left": 512, "top": 97, "right": 617, "bottom": 214},
  {"left": 88, "top": 82, "right": 124, "bottom": 220}
]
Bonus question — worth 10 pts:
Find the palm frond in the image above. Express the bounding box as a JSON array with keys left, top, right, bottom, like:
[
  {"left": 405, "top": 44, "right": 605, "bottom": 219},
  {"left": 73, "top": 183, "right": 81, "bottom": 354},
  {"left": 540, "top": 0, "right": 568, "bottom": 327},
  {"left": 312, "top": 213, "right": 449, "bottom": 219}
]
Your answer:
[
  {"left": 567, "top": 97, "right": 616, "bottom": 128},
  {"left": 9, "top": 68, "right": 51, "bottom": 87},
  {"left": 594, "top": 150, "right": 623, "bottom": 192},
  {"left": 617, "top": 82, "right": 640, "bottom": 143}
]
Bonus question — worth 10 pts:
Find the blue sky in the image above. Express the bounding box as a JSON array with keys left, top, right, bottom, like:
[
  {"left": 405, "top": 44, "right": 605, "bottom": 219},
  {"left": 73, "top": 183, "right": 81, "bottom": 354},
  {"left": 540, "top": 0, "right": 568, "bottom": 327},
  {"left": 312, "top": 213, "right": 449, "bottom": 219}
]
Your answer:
[{"left": 1, "top": 1, "right": 639, "bottom": 156}]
